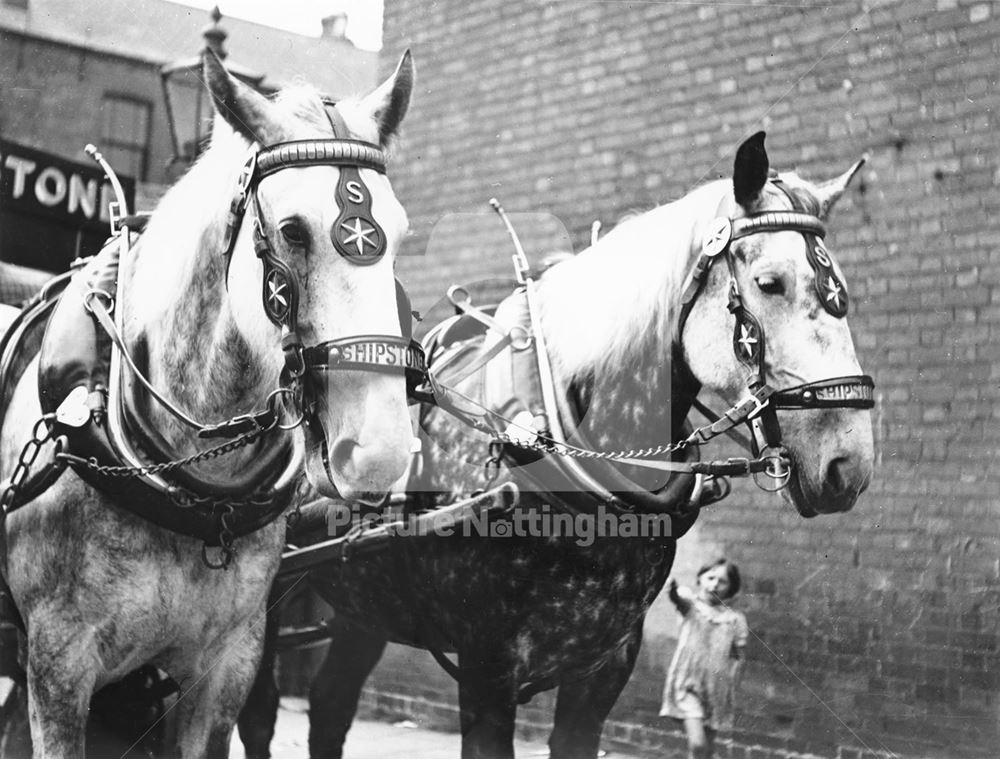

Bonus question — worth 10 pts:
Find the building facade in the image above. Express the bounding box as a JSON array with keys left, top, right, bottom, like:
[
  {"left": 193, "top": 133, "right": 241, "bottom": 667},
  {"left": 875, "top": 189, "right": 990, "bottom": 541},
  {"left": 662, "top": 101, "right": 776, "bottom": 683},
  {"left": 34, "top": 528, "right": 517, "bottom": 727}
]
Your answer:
[
  {"left": 0, "top": 0, "right": 375, "bottom": 272},
  {"left": 360, "top": 2, "right": 1000, "bottom": 757}
]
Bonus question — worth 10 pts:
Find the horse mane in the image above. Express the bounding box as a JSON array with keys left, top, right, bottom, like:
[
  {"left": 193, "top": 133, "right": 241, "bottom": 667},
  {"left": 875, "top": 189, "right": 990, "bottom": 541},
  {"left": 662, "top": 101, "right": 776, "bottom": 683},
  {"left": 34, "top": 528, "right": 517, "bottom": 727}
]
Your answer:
[{"left": 538, "top": 180, "right": 728, "bottom": 382}]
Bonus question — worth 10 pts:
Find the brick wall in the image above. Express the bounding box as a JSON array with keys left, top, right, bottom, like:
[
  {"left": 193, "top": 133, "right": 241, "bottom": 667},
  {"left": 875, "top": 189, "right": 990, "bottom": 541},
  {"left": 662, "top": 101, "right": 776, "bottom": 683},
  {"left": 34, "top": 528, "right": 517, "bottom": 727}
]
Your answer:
[{"left": 373, "top": 1, "right": 1000, "bottom": 756}]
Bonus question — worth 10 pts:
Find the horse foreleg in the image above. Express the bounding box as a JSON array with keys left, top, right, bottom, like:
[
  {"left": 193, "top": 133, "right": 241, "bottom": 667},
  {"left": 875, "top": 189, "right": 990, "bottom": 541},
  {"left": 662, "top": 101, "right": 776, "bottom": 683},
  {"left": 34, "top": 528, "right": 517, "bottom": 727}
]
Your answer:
[
  {"left": 237, "top": 592, "right": 281, "bottom": 759},
  {"left": 24, "top": 627, "right": 97, "bottom": 759},
  {"left": 172, "top": 631, "right": 264, "bottom": 759},
  {"left": 548, "top": 624, "right": 643, "bottom": 759},
  {"left": 457, "top": 653, "right": 517, "bottom": 759},
  {"left": 307, "top": 615, "right": 387, "bottom": 759}
]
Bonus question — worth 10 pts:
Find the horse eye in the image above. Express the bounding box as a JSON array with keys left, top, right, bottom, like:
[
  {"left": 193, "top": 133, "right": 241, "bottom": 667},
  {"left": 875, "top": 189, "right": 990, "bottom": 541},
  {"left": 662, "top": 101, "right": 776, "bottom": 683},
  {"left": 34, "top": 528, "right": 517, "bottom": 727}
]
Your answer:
[
  {"left": 279, "top": 221, "right": 308, "bottom": 247},
  {"left": 755, "top": 275, "right": 785, "bottom": 295}
]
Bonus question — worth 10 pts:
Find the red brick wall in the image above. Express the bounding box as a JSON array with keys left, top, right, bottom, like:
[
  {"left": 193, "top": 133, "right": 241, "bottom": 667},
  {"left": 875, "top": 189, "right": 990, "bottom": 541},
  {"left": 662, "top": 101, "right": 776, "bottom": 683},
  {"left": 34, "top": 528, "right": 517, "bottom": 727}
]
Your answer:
[{"left": 376, "top": 1, "right": 1000, "bottom": 756}]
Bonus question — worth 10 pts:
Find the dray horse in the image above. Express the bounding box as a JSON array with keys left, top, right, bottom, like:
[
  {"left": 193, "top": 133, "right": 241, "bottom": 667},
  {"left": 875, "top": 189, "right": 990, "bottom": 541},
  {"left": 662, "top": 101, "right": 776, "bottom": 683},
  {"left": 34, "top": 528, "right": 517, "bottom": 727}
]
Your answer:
[
  {"left": 0, "top": 50, "right": 421, "bottom": 757},
  {"left": 242, "top": 132, "right": 876, "bottom": 759}
]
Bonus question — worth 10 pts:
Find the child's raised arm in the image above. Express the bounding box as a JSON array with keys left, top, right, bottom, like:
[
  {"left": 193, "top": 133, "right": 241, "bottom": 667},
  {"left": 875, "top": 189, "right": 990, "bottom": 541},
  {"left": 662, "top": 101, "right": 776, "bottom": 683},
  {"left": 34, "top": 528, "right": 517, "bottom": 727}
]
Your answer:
[{"left": 667, "top": 578, "right": 694, "bottom": 614}]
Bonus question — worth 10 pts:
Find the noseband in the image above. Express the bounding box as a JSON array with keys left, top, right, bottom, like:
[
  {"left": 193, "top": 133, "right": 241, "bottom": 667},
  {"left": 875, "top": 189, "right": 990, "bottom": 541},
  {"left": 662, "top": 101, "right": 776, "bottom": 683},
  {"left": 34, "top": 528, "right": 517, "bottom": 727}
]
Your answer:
[
  {"left": 677, "top": 180, "right": 874, "bottom": 482},
  {"left": 220, "top": 112, "right": 425, "bottom": 395}
]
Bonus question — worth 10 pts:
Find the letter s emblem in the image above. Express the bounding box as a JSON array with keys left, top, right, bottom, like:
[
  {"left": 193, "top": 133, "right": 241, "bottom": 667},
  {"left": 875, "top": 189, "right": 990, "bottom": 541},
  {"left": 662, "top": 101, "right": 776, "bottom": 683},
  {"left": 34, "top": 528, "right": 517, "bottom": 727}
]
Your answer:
[{"left": 346, "top": 180, "right": 365, "bottom": 205}]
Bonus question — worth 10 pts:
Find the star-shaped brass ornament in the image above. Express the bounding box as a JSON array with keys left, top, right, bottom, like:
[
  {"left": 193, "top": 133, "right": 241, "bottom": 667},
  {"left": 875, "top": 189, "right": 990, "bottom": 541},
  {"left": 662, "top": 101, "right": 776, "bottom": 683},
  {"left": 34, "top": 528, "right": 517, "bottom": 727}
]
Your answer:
[
  {"left": 340, "top": 218, "right": 377, "bottom": 256},
  {"left": 825, "top": 276, "right": 843, "bottom": 308},
  {"left": 267, "top": 276, "right": 288, "bottom": 312},
  {"left": 738, "top": 323, "right": 759, "bottom": 358}
]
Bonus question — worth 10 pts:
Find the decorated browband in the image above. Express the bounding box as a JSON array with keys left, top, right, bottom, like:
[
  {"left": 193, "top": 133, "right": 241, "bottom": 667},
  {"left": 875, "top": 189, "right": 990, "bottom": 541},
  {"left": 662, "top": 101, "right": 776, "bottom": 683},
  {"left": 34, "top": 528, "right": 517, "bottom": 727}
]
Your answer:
[{"left": 224, "top": 137, "right": 390, "bottom": 272}]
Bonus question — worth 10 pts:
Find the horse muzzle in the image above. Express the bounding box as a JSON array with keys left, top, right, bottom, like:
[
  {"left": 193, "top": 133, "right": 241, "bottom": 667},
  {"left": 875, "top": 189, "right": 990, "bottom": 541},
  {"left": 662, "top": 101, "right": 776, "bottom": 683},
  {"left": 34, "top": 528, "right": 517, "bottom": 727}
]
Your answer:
[
  {"left": 297, "top": 336, "right": 425, "bottom": 503},
  {"left": 781, "top": 429, "right": 874, "bottom": 517}
]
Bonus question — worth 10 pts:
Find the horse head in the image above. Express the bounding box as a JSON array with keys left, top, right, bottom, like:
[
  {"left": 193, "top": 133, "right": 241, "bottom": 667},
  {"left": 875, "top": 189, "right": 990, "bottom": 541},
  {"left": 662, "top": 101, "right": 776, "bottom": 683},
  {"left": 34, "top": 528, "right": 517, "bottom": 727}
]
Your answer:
[
  {"left": 203, "top": 51, "right": 417, "bottom": 503},
  {"left": 679, "top": 132, "right": 874, "bottom": 516}
]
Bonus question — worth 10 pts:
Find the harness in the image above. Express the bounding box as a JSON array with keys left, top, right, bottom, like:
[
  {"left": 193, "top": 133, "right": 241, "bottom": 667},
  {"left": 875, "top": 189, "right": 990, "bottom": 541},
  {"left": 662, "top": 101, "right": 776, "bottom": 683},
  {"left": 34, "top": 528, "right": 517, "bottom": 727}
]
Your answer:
[
  {"left": 676, "top": 179, "right": 875, "bottom": 472},
  {"left": 415, "top": 186, "right": 874, "bottom": 518},
  {"left": 0, "top": 107, "right": 426, "bottom": 567}
]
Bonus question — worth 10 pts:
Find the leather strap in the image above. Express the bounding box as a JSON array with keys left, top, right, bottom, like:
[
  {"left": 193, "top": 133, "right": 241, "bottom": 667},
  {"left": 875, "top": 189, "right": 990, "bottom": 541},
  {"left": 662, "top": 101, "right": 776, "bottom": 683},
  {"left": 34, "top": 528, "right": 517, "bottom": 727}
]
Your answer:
[{"left": 770, "top": 375, "right": 874, "bottom": 409}]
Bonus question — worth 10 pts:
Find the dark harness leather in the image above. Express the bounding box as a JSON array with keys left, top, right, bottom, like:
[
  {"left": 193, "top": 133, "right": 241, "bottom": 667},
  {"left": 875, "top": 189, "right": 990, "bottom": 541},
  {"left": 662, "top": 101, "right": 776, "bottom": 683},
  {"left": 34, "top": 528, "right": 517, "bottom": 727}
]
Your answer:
[{"left": 0, "top": 104, "right": 426, "bottom": 549}]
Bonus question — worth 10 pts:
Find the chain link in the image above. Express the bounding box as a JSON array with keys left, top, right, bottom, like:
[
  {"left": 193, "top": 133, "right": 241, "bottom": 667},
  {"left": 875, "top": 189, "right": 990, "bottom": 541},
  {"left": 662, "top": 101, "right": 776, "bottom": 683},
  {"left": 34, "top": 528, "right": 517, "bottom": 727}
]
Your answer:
[
  {"left": 481, "top": 438, "right": 505, "bottom": 490},
  {"left": 57, "top": 425, "right": 267, "bottom": 480},
  {"left": 202, "top": 504, "right": 237, "bottom": 570},
  {"left": 490, "top": 429, "right": 690, "bottom": 463},
  {"left": 1, "top": 415, "right": 57, "bottom": 514}
]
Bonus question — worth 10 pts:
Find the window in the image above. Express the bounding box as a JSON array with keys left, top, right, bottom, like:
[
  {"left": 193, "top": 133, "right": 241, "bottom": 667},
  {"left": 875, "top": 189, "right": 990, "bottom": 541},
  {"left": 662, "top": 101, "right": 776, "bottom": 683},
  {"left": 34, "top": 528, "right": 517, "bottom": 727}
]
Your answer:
[{"left": 100, "top": 94, "right": 152, "bottom": 181}]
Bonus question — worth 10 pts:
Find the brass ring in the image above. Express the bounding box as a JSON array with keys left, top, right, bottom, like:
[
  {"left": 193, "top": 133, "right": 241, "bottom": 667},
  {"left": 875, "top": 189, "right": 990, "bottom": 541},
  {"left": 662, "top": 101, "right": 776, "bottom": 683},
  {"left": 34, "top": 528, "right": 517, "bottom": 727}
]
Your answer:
[
  {"left": 83, "top": 288, "right": 114, "bottom": 314},
  {"left": 508, "top": 325, "right": 532, "bottom": 352},
  {"left": 267, "top": 387, "right": 305, "bottom": 431}
]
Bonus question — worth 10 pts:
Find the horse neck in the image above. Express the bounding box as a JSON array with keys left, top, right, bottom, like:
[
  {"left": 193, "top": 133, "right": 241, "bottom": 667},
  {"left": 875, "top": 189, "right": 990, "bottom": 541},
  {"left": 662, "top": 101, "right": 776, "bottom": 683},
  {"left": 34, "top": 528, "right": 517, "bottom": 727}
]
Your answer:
[
  {"left": 536, "top": 201, "right": 708, "bottom": 452},
  {"left": 122, "top": 161, "right": 276, "bottom": 456}
]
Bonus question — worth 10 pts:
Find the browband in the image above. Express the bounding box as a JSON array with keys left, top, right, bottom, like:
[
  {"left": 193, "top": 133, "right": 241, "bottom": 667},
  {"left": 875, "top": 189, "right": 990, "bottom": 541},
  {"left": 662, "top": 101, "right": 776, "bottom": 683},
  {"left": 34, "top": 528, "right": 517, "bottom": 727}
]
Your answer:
[
  {"left": 730, "top": 211, "right": 826, "bottom": 242},
  {"left": 255, "top": 139, "right": 387, "bottom": 179}
]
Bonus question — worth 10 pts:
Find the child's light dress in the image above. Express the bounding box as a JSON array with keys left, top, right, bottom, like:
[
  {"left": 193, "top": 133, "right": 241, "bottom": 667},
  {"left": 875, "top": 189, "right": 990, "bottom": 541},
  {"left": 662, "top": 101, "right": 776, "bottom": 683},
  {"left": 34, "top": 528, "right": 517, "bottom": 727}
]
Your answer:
[{"left": 659, "top": 596, "right": 748, "bottom": 730}]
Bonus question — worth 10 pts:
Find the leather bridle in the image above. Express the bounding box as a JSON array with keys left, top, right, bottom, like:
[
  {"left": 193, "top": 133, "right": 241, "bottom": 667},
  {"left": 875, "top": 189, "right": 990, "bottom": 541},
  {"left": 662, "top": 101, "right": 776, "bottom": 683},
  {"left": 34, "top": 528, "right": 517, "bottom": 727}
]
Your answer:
[
  {"left": 220, "top": 130, "right": 426, "bottom": 397},
  {"left": 676, "top": 180, "right": 874, "bottom": 483}
]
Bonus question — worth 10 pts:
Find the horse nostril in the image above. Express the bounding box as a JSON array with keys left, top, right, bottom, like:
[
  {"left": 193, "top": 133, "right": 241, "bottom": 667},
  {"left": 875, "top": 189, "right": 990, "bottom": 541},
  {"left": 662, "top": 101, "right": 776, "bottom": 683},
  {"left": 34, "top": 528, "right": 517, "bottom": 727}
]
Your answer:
[
  {"left": 329, "top": 438, "right": 359, "bottom": 474},
  {"left": 827, "top": 456, "right": 863, "bottom": 494}
]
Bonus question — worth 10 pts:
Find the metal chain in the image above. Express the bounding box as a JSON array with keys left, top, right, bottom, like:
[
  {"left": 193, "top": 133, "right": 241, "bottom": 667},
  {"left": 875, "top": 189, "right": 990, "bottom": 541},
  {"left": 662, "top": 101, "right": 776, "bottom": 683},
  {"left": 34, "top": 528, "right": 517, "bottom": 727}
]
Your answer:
[
  {"left": 481, "top": 439, "right": 504, "bottom": 489},
  {"left": 489, "top": 428, "right": 691, "bottom": 462},
  {"left": 57, "top": 425, "right": 269, "bottom": 480},
  {"left": 440, "top": 381, "right": 693, "bottom": 462},
  {"left": 0, "top": 415, "right": 57, "bottom": 514},
  {"left": 201, "top": 504, "right": 237, "bottom": 570}
]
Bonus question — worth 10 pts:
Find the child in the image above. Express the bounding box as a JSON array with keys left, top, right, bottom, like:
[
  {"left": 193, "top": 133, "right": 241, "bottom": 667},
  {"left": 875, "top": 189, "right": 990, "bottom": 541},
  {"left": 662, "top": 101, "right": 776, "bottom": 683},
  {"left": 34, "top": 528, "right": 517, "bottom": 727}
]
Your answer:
[{"left": 659, "top": 559, "right": 748, "bottom": 759}]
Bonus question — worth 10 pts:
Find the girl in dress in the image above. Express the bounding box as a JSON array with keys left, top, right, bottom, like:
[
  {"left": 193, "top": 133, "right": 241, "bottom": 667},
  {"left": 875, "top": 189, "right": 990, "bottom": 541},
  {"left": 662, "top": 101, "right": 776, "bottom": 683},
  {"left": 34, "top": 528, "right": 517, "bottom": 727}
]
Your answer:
[{"left": 660, "top": 558, "right": 748, "bottom": 759}]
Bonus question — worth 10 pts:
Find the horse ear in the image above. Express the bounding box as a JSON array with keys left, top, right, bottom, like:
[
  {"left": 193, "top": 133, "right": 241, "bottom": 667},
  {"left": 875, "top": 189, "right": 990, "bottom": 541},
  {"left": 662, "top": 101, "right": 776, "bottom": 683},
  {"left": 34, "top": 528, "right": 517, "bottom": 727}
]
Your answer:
[
  {"left": 203, "top": 49, "right": 277, "bottom": 145},
  {"left": 733, "top": 131, "right": 769, "bottom": 210},
  {"left": 814, "top": 157, "right": 867, "bottom": 219},
  {"left": 357, "top": 50, "right": 415, "bottom": 147}
]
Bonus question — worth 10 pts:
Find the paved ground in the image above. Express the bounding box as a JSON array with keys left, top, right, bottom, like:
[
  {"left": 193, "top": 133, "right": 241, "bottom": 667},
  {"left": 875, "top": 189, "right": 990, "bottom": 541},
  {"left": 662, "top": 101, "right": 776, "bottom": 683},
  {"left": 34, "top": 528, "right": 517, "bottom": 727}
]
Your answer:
[
  {"left": 0, "top": 682, "right": 639, "bottom": 758},
  {"left": 228, "top": 698, "right": 553, "bottom": 759},
  {"left": 229, "top": 698, "right": 636, "bottom": 759}
]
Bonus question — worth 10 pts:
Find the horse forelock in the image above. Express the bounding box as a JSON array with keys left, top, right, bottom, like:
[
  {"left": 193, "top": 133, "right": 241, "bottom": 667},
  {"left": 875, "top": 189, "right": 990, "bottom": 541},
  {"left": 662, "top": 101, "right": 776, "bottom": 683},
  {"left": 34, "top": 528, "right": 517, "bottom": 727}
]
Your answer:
[
  {"left": 765, "top": 171, "right": 821, "bottom": 215},
  {"left": 539, "top": 181, "right": 727, "bottom": 383},
  {"left": 269, "top": 85, "right": 335, "bottom": 139},
  {"left": 332, "top": 93, "right": 382, "bottom": 145}
]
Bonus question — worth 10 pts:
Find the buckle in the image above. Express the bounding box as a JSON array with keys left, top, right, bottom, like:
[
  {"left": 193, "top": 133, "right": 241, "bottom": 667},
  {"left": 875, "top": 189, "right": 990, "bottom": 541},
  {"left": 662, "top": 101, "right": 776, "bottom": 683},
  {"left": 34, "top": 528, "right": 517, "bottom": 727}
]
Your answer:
[{"left": 744, "top": 384, "right": 773, "bottom": 420}]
